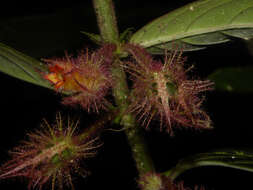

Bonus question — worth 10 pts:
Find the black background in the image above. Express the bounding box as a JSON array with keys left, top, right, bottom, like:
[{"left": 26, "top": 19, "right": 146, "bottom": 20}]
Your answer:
[{"left": 0, "top": 1, "right": 253, "bottom": 190}]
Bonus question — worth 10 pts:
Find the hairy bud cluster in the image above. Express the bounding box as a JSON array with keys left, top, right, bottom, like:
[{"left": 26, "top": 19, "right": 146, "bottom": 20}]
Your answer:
[
  {"left": 123, "top": 44, "right": 214, "bottom": 134},
  {"left": 0, "top": 42, "right": 215, "bottom": 190},
  {"left": 43, "top": 43, "right": 213, "bottom": 134},
  {"left": 43, "top": 44, "right": 116, "bottom": 112},
  {"left": 0, "top": 114, "right": 100, "bottom": 190}
]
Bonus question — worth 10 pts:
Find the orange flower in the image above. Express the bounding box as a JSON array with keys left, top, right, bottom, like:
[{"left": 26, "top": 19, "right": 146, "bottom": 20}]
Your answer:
[{"left": 43, "top": 44, "right": 116, "bottom": 112}]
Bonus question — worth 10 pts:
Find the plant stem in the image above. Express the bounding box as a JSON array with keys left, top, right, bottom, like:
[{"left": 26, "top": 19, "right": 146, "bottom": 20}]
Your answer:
[
  {"left": 92, "top": 0, "right": 155, "bottom": 175},
  {"left": 111, "top": 61, "right": 155, "bottom": 174},
  {"left": 92, "top": 0, "right": 119, "bottom": 43}
]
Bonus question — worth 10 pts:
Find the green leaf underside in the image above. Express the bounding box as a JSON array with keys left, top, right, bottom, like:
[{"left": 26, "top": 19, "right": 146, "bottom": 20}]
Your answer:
[
  {"left": 130, "top": 0, "right": 253, "bottom": 53},
  {"left": 165, "top": 149, "right": 253, "bottom": 180},
  {"left": 208, "top": 66, "right": 253, "bottom": 93},
  {"left": 0, "top": 42, "right": 52, "bottom": 89}
]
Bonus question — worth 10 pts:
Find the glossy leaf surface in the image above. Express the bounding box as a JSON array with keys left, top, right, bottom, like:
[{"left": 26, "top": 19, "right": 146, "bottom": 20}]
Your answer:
[{"left": 130, "top": 0, "right": 253, "bottom": 53}]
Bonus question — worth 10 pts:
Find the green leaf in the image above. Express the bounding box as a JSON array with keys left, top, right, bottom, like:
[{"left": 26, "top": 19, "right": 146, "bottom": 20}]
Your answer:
[
  {"left": 130, "top": 0, "right": 253, "bottom": 53},
  {"left": 164, "top": 149, "right": 253, "bottom": 181},
  {"left": 208, "top": 66, "right": 253, "bottom": 93},
  {"left": 81, "top": 28, "right": 134, "bottom": 45},
  {"left": 119, "top": 28, "right": 135, "bottom": 43},
  {"left": 0, "top": 42, "right": 52, "bottom": 89},
  {"left": 80, "top": 31, "right": 102, "bottom": 45}
]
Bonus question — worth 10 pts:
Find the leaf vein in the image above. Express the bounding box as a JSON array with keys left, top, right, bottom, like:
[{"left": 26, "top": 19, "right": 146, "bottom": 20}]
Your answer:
[
  {"left": 229, "top": 5, "right": 253, "bottom": 24},
  {"left": 185, "top": 0, "right": 234, "bottom": 32}
]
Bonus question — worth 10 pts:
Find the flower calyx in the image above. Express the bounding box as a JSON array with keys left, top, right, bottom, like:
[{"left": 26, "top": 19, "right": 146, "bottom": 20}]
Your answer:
[
  {"left": 43, "top": 44, "right": 117, "bottom": 112},
  {"left": 123, "top": 44, "right": 214, "bottom": 135},
  {"left": 0, "top": 113, "right": 101, "bottom": 190}
]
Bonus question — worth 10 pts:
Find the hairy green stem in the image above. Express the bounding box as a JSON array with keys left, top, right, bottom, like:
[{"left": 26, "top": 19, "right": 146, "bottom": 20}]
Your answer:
[
  {"left": 92, "top": 0, "right": 155, "bottom": 175},
  {"left": 92, "top": 0, "right": 119, "bottom": 43},
  {"left": 112, "top": 62, "right": 155, "bottom": 174}
]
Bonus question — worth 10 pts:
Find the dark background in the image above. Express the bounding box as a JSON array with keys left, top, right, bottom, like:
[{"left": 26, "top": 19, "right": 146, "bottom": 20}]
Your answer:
[{"left": 0, "top": 1, "right": 253, "bottom": 190}]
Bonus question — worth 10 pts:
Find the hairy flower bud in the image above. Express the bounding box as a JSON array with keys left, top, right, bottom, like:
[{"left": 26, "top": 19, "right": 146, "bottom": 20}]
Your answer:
[
  {"left": 43, "top": 44, "right": 116, "bottom": 112},
  {"left": 123, "top": 44, "right": 213, "bottom": 134},
  {"left": 0, "top": 114, "right": 101, "bottom": 190}
]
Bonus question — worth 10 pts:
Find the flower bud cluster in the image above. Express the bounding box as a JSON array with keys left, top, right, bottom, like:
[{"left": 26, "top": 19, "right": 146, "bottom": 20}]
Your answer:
[
  {"left": 43, "top": 42, "right": 213, "bottom": 134},
  {"left": 0, "top": 43, "right": 214, "bottom": 190},
  {"left": 0, "top": 114, "right": 100, "bottom": 190},
  {"left": 43, "top": 44, "right": 116, "bottom": 112},
  {"left": 123, "top": 44, "right": 213, "bottom": 134}
]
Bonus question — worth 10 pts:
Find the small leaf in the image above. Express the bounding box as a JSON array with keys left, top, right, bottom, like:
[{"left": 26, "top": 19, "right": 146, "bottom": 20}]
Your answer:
[
  {"left": 208, "top": 66, "right": 253, "bottom": 93},
  {"left": 222, "top": 29, "right": 253, "bottom": 40},
  {"left": 120, "top": 28, "right": 135, "bottom": 43},
  {"left": 146, "top": 40, "right": 206, "bottom": 54},
  {"left": 0, "top": 42, "right": 52, "bottom": 89},
  {"left": 130, "top": 0, "right": 253, "bottom": 53},
  {"left": 182, "top": 32, "right": 230, "bottom": 45},
  {"left": 164, "top": 149, "right": 253, "bottom": 181},
  {"left": 80, "top": 31, "right": 102, "bottom": 45}
]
